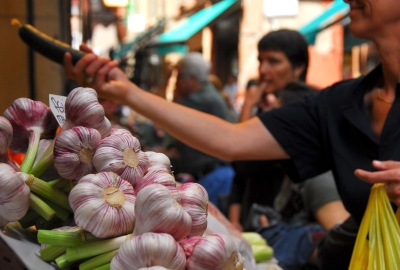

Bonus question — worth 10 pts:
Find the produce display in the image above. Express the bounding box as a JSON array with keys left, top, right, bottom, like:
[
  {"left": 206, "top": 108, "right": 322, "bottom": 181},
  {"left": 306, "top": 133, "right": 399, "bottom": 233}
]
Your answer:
[{"left": 0, "top": 87, "right": 271, "bottom": 269}]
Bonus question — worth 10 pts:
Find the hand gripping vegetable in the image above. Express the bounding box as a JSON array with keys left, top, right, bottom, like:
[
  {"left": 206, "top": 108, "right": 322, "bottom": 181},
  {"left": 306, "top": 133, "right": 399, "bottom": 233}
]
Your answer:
[
  {"left": 69, "top": 172, "right": 136, "bottom": 238},
  {"left": 0, "top": 116, "right": 21, "bottom": 171},
  {"left": 54, "top": 126, "right": 101, "bottom": 180},
  {"left": 179, "top": 234, "right": 245, "bottom": 270},
  {"left": 93, "top": 129, "right": 149, "bottom": 187},
  {"left": 178, "top": 183, "right": 209, "bottom": 237},
  {"left": 133, "top": 184, "right": 192, "bottom": 241},
  {"left": 0, "top": 163, "right": 30, "bottom": 226},
  {"left": 110, "top": 232, "right": 186, "bottom": 270},
  {"left": 11, "top": 19, "right": 85, "bottom": 65},
  {"left": 3, "top": 98, "right": 58, "bottom": 173}
]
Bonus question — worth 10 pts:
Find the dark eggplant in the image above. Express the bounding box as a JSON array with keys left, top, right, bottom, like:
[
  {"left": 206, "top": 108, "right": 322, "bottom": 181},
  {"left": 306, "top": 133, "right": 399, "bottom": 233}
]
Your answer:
[{"left": 12, "top": 18, "right": 86, "bottom": 65}]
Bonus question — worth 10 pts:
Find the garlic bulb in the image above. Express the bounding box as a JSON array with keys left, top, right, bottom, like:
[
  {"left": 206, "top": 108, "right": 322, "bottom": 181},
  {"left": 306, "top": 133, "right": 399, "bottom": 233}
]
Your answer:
[
  {"left": 3, "top": 98, "right": 58, "bottom": 172},
  {"left": 69, "top": 172, "right": 136, "bottom": 238},
  {"left": 0, "top": 163, "right": 30, "bottom": 226},
  {"left": 134, "top": 169, "right": 178, "bottom": 199},
  {"left": 184, "top": 234, "right": 244, "bottom": 270},
  {"left": 138, "top": 267, "right": 170, "bottom": 270},
  {"left": 145, "top": 151, "right": 172, "bottom": 173},
  {"left": 0, "top": 116, "right": 20, "bottom": 171},
  {"left": 93, "top": 131, "right": 149, "bottom": 187},
  {"left": 64, "top": 87, "right": 111, "bottom": 138},
  {"left": 178, "top": 183, "right": 209, "bottom": 237},
  {"left": 133, "top": 184, "right": 191, "bottom": 241},
  {"left": 111, "top": 232, "right": 186, "bottom": 270},
  {"left": 54, "top": 126, "right": 101, "bottom": 180}
]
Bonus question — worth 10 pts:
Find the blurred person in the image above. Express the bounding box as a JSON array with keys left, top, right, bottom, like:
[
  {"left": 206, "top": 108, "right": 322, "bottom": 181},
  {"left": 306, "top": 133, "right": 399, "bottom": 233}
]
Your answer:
[
  {"left": 63, "top": 2, "right": 400, "bottom": 267},
  {"left": 160, "top": 52, "right": 236, "bottom": 208},
  {"left": 209, "top": 74, "right": 238, "bottom": 123},
  {"left": 223, "top": 72, "right": 239, "bottom": 111}
]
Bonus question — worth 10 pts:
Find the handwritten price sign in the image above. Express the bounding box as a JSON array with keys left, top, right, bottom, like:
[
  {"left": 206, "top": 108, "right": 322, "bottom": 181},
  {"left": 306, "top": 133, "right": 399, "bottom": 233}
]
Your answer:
[{"left": 49, "top": 94, "right": 67, "bottom": 127}]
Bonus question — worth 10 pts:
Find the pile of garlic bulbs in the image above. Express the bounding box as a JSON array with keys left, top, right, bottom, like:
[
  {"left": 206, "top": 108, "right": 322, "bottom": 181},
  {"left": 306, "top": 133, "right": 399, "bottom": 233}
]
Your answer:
[{"left": 0, "top": 87, "right": 246, "bottom": 270}]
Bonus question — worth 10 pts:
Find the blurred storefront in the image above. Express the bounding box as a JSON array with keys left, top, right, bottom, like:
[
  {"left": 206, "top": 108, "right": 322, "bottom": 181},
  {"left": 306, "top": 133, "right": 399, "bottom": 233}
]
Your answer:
[{"left": 0, "top": 0, "right": 379, "bottom": 114}]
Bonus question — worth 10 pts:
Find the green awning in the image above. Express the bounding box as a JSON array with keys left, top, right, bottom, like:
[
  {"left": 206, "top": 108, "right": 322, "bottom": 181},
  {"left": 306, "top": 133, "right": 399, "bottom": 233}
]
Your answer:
[
  {"left": 156, "top": 0, "right": 239, "bottom": 54},
  {"left": 299, "top": 0, "right": 349, "bottom": 44}
]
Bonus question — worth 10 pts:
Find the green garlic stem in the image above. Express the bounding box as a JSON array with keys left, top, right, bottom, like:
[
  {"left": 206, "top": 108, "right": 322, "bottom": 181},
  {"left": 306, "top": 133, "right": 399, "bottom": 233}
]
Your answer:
[
  {"left": 79, "top": 249, "right": 118, "bottom": 270},
  {"left": 20, "top": 129, "right": 41, "bottom": 173},
  {"left": 40, "top": 245, "right": 67, "bottom": 262},
  {"left": 29, "top": 193, "right": 55, "bottom": 221}
]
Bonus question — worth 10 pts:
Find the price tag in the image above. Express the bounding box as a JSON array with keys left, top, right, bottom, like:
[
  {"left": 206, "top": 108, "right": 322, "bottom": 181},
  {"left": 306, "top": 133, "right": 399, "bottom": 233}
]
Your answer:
[{"left": 49, "top": 94, "right": 67, "bottom": 127}]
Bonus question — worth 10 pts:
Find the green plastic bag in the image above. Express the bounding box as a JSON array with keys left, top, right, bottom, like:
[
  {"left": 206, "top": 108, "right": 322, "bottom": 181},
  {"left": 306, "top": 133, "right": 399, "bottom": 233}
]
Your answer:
[{"left": 349, "top": 183, "right": 400, "bottom": 270}]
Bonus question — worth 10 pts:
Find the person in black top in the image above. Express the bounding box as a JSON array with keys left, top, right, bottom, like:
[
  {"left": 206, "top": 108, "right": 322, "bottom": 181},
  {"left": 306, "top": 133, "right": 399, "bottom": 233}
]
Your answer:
[{"left": 64, "top": 1, "right": 400, "bottom": 268}]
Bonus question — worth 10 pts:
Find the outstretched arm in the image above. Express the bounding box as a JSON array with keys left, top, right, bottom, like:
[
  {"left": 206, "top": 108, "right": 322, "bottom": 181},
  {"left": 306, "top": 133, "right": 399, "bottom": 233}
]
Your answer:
[{"left": 63, "top": 51, "right": 290, "bottom": 161}]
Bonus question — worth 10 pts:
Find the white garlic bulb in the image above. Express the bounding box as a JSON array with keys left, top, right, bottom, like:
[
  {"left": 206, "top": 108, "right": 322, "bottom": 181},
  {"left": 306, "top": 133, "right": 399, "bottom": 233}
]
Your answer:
[
  {"left": 0, "top": 116, "right": 20, "bottom": 171},
  {"left": 182, "top": 234, "right": 244, "bottom": 270},
  {"left": 145, "top": 151, "right": 172, "bottom": 173},
  {"left": 0, "top": 163, "right": 30, "bottom": 226},
  {"left": 178, "top": 183, "right": 209, "bottom": 237},
  {"left": 54, "top": 126, "right": 101, "bottom": 180},
  {"left": 93, "top": 131, "right": 149, "bottom": 187},
  {"left": 138, "top": 267, "right": 170, "bottom": 270},
  {"left": 64, "top": 87, "right": 111, "bottom": 138},
  {"left": 133, "top": 184, "right": 191, "bottom": 241},
  {"left": 111, "top": 232, "right": 186, "bottom": 270},
  {"left": 134, "top": 169, "right": 179, "bottom": 202},
  {"left": 69, "top": 172, "right": 136, "bottom": 238}
]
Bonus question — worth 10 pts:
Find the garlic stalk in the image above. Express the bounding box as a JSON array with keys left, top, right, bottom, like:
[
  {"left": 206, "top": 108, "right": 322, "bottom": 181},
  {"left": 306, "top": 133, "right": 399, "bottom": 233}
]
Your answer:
[
  {"left": 54, "top": 126, "right": 101, "bottom": 180},
  {"left": 93, "top": 131, "right": 149, "bottom": 187},
  {"left": 3, "top": 98, "right": 58, "bottom": 173},
  {"left": 111, "top": 232, "right": 186, "bottom": 270},
  {"left": 0, "top": 116, "right": 20, "bottom": 171},
  {"left": 69, "top": 172, "right": 136, "bottom": 238},
  {"left": 145, "top": 151, "right": 172, "bottom": 173},
  {"left": 182, "top": 234, "right": 245, "bottom": 270},
  {"left": 38, "top": 226, "right": 98, "bottom": 247},
  {"left": 133, "top": 184, "right": 191, "bottom": 241},
  {"left": 29, "top": 87, "right": 112, "bottom": 177},
  {"left": 178, "top": 183, "right": 209, "bottom": 237},
  {"left": 0, "top": 163, "right": 30, "bottom": 226},
  {"left": 134, "top": 169, "right": 180, "bottom": 203}
]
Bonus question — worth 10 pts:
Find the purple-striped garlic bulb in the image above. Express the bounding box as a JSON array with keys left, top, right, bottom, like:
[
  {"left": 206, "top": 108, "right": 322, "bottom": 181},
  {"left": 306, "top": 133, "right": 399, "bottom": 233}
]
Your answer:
[
  {"left": 3, "top": 98, "right": 58, "bottom": 173},
  {"left": 134, "top": 169, "right": 180, "bottom": 203},
  {"left": 64, "top": 87, "right": 111, "bottom": 138},
  {"left": 54, "top": 126, "right": 101, "bottom": 180},
  {"left": 138, "top": 267, "right": 170, "bottom": 270},
  {"left": 133, "top": 184, "right": 191, "bottom": 241},
  {"left": 145, "top": 151, "right": 172, "bottom": 173},
  {"left": 111, "top": 233, "right": 186, "bottom": 270},
  {"left": 93, "top": 131, "right": 149, "bottom": 187},
  {"left": 178, "top": 183, "right": 209, "bottom": 237},
  {"left": 0, "top": 163, "right": 30, "bottom": 226},
  {"left": 0, "top": 116, "right": 20, "bottom": 171},
  {"left": 69, "top": 172, "right": 136, "bottom": 238},
  {"left": 182, "top": 234, "right": 244, "bottom": 270}
]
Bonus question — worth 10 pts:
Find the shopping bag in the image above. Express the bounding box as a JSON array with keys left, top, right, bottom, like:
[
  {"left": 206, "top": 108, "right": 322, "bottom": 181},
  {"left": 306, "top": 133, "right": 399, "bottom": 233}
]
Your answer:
[{"left": 349, "top": 183, "right": 400, "bottom": 270}]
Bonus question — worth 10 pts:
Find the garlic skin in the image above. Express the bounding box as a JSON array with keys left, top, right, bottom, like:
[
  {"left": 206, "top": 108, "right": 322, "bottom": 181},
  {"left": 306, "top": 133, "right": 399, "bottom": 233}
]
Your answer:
[
  {"left": 138, "top": 267, "right": 170, "bottom": 270},
  {"left": 54, "top": 126, "right": 101, "bottom": 180},
  {"left": 3, "top": 98, "right": 58, "bottom": 173},
  {"left": 93, "top": 131, "right": 149, "bottom": 187},
  {"left": 3, "top": 98, "right": 58, "bottom": 153},
  {"left": 184, "top": 234, "right": 245, "bottom": 270},
  {"left": 69, "top": 172, "right": 136, "bottom": 238},
  {"left": 0, "top": 116, "right": 20, "bottom": 171},
  {"left": 134, "top": 169, "right": 179, "bottom": 201},
  {"left": 133, "top": 184, "right": 191, "bottom": 241},
  {"left": 178, "top": 183, "right": 209, "bottom": 237},
  {"left": 145, "top": 151, "right": 172, "bottom": 173},
  {"left": 0, "top": 163, "right": 30, "bottom": 226},
  {"left": 64, "top": 87, "right": 111, "bottom": 138},
  {"left": 111, "top": 232, "right": 186, "bottom": 270}
]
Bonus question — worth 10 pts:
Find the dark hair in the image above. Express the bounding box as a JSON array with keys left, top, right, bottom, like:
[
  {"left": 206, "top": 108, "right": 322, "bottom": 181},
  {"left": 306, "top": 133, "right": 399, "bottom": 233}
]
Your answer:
[
  {"left": 258, "top": 29, "right": 309, "bottom": 81},
  {"left": 275, "top": 82, "right": 318, "bottom": 105}
]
